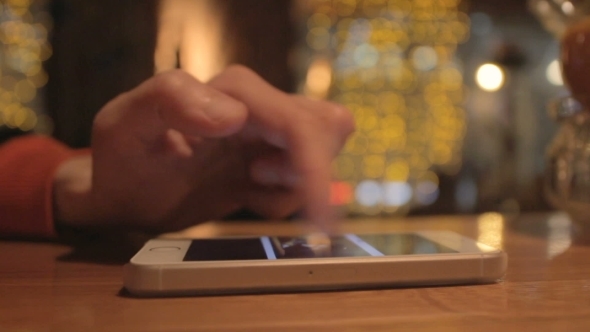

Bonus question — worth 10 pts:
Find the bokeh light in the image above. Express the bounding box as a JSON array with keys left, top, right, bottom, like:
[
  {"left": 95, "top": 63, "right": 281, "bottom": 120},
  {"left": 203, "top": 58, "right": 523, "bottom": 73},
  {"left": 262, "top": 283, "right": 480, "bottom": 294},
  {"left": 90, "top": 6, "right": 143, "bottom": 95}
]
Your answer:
[
  {"left": 383, "top": 181, "right": 412, "bottom": 207},
  {"left": 0, "top": 0, "right": 51, "bottom": 132},
  {"left": 475, "top": 63, "right": 505, "bottom": 92},
  {"left": 411, "top": 46, "right": 438, "bottom": 71},
  {"left": 546, "top": 59, "right": 563, "bottom": 86},
  {"left": 561, "top": 1, "right": 574, "bottom": 15},
  {"left": 305, "top": 57, "right": 333, "bottom": 98},
  {"left": 546, "top": 212, "right": 572, "bottom": 259},
  {"left": 477, "top": 212, "right": 504, "bottom": 249},
  {"left": 302, "top": 0, "right": 470, "bottom": 215},
  {"left": 355, "top": 180, "right": 382, "bottom": 207}
]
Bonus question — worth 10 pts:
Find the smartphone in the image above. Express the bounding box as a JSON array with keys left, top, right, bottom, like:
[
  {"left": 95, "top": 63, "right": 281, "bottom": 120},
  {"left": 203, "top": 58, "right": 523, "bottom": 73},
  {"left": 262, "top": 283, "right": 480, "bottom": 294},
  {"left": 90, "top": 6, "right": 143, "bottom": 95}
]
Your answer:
[{"left": 123, "top": 231, "right": 507, "bottom": 296}]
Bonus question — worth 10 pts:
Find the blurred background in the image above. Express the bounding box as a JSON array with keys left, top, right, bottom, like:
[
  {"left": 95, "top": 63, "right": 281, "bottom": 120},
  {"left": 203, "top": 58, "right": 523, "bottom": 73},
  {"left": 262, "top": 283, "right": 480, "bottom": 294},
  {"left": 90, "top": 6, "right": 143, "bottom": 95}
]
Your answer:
[{"left": 0, "top": 0, "right": 567, "bottom": 218}]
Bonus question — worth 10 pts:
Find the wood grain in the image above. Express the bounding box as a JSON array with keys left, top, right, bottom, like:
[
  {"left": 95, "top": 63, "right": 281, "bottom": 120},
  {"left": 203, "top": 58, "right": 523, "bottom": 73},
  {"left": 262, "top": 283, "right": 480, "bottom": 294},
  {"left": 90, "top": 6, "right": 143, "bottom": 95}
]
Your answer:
[{"left": 2, "top": 212, "right": 590, "bottom": 331}]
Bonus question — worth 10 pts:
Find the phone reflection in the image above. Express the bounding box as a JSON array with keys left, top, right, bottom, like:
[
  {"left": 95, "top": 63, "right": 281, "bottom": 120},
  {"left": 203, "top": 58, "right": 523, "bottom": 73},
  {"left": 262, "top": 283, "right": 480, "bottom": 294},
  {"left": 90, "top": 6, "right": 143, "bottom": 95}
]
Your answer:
[
  {"left": 271, "top": 234, "right": 371, "bottom": 258},
  {"left": 183, "top": 234, "right": 458, "bottom": 262}
]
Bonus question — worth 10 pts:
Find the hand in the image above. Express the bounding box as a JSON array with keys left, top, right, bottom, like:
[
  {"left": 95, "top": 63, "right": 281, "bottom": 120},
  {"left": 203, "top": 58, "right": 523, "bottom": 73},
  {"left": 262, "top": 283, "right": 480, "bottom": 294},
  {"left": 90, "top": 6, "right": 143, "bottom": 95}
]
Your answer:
[{"left": 53, "top": 66, "right": 354, "bottom": 233}]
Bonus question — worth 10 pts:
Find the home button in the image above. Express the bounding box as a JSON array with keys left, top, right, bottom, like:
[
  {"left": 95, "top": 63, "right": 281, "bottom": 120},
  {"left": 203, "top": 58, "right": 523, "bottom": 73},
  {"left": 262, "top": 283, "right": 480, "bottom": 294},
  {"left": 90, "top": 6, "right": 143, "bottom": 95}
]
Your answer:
[{"left": 149, "top": 246, "right": 181, "bottom": 252}]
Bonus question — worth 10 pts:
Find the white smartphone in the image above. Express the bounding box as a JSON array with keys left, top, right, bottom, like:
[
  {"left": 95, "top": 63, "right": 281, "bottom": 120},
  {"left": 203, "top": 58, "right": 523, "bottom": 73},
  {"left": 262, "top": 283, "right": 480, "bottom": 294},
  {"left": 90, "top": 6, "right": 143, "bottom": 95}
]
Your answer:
[{"left": 124, "top": 231, "right": 507, "bottom": 296}]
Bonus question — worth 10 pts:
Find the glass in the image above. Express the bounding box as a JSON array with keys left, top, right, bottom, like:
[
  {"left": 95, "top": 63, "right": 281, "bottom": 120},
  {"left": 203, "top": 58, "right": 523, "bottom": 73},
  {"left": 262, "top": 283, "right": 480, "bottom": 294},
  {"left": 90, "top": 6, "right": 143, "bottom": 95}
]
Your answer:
[
  {"left": 530, "top": 0, "right": 590, "bottom": 224},
  {"left": 545, "top": 96, "right": 590, "bottom": 224},
  {"left": 531, "top": 0, "right": 590, "bottom": 105}
]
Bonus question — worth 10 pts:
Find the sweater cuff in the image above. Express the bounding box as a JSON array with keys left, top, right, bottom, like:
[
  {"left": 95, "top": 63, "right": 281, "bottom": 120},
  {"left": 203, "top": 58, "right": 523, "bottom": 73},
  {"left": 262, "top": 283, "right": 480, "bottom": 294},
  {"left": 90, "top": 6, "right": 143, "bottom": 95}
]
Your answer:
[{"left": 0, "top": 135, "right": 90, "bottom": 238}]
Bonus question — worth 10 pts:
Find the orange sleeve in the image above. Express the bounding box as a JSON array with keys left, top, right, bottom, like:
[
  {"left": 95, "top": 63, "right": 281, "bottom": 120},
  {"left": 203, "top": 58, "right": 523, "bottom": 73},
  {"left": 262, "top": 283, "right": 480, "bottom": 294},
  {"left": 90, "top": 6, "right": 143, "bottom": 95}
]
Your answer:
[{"left": 0, "top": 136, "right": 89, "bottom": 238}]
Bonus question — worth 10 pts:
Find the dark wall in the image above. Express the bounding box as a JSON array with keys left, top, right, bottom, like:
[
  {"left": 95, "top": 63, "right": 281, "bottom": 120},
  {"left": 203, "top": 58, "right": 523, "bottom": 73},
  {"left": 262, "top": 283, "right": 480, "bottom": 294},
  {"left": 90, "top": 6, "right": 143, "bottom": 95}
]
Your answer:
[
  {"left": 46, "top": 0, "right": 158, "bottom": 148},
  {"left": 219, "top": 0, "right": 295, "bottom": 93},
  {"left": 45, "top": 0, "right": 295, "bottom": 148}
]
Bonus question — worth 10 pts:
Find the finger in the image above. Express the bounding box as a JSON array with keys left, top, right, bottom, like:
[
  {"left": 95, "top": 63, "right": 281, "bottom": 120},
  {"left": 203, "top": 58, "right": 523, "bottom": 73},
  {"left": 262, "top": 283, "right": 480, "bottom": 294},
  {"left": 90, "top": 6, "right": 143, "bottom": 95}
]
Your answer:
[
  {"left": 291, "top": 126, "right": 335, "bottom": 231},
  {"left": 95, "top": 70, "right": 248, "bottom": 141},
  {"left": 250, "top": 154, "right": 300, "bottom": 187},
  {"left": 208, "top": 65, "right": 338, "bottom": 231},
  {"left": 246, "top": 188, "right": 304, "bottom": 220},
  {"left": 293, "top": 96, "right": 356, "bottom": 154}
]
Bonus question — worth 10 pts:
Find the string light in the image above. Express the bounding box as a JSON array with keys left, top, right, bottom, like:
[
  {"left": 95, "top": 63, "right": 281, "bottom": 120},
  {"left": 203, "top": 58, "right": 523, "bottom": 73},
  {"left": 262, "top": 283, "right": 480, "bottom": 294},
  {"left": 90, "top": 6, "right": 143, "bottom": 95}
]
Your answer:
[
  {"left": 302, "top": 0, "right": 469, "bottom": 215},
  {"left": 475, "top": 63, "right": 505, "bottom": 92},
  {"left": 0, "top": 0, "right": 51, "bottom": 132}
]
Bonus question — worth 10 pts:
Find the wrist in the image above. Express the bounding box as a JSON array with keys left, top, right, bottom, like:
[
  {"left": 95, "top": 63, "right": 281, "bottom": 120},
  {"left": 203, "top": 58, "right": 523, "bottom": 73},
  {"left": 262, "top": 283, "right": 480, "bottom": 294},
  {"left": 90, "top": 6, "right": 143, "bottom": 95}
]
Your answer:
[{"left": 52, "top": 153, "right": 98, "bottom": 228}]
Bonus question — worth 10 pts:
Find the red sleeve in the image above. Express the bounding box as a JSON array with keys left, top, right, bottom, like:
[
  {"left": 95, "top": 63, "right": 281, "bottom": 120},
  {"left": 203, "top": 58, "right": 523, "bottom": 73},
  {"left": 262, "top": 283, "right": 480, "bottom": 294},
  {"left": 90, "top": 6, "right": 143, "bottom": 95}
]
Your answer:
[{"left": 0, "top": 136, "right": 89, "bottom": 237}]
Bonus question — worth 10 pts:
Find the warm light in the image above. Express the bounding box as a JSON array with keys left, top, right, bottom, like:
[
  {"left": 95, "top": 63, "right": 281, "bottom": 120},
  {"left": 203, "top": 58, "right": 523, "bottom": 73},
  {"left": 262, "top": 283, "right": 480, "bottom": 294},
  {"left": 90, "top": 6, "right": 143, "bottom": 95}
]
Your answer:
[
  {"left": 305, "top": 58, "right": 333, "bottom": 98},
  {"left": 475, "top": 63, "right": 505, "bottom": 91},
  {"left": 477, "top": 212, "right": 504, "bottom": 249},
  {"left": 13, "top": 107, "right": 37, "bottom": 131},
  {"left": 353, "top": 43, "right": 379, "bottom": 68},
  {"left": 546, "top": 59, "right": 563, "bottom": 86},
  {"left": 0, "top": 0, "right": 50, "bottom": 133},
  {"left": 385, "top": 160, "right": 410, "bottom": 181},
  {"left": 547, "top": 212, "right": 572, "bottom": 259},
  {"left": 411, "top": 46, "right": 438, "bottom": 71},
  {"left": 155, "top": 0, "right": 225, "bottom": 81},
  {"left": 536, "top": 0, "right": 551, "bottom": 14},
  {"left": 362, "top": 154, "right": 385, "bottom": 178},
  {"left": 14, "top": 79, "right": 36, "bottom": 102},
  {"left": 304, "top": 0, "right": 468, "bottom": 215},
  {"left": 562, "top": 1, "right": 574, "bottom": 15},
  {"left": 330, "top": 181, "right": 353, "bottom": 206}
]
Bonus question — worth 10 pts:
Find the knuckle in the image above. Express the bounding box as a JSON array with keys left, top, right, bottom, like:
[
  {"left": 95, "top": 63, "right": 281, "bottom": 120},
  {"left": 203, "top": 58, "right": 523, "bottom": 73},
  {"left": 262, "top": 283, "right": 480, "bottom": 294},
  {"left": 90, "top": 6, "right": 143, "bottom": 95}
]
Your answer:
[
  {"left": 295, "top": 96, "right": 355, "bottom": 131},
  {"left": 92, "top": 97, "right": 124, "bottom": 134},
  {"left": 92, "top": 108, "right": 109, "bottom": 128},
  {"left": 224, "top": 64, "right": 258, "bottom": 81},
  {"left": 213, "top": 65, "right": 260, "bottom": 91},
  {"left": 149, "top": 69, "right": 195, "bottom": 97},
  {"left": 92, "top": 112, "right": 109, "bottom": 136}
]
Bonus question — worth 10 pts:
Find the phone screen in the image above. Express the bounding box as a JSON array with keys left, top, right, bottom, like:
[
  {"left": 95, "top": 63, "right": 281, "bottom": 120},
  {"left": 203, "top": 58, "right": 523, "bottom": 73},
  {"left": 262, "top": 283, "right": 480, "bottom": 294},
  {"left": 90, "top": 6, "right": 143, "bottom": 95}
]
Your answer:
[{"left": 183, "top": 234, "right": 456, "bottom": 261}]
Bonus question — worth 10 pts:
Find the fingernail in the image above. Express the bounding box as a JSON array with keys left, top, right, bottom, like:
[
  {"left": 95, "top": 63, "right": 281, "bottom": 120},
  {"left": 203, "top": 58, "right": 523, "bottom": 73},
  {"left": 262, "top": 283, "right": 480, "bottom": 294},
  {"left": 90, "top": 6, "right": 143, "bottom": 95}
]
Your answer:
[{"left": 200, "top": 93, "right": 247, "bottom": 135}]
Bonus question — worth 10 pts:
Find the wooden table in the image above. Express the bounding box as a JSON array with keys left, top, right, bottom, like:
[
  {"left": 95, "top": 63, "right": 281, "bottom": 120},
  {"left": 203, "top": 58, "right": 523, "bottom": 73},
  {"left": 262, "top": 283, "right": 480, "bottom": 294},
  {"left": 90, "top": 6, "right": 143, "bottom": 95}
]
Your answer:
[{"left": 2, "top": 212, "right": 590, "bottom": 331}]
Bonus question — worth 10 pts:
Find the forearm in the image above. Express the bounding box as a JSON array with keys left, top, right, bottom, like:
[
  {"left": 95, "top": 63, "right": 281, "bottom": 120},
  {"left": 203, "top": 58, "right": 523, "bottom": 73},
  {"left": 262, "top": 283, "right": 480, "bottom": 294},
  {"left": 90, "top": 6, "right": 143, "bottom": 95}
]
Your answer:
[{"left": 0, "top": 136, "right": 87, "bottom": 237}]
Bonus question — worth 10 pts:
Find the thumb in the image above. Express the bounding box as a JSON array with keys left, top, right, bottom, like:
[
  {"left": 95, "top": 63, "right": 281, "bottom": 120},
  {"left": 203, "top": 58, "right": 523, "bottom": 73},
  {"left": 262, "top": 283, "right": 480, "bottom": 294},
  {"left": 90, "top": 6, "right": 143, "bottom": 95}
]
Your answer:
[{"left": 97, "top": 70, "right": 248, "bottom": 139}]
